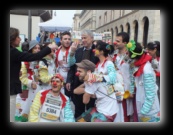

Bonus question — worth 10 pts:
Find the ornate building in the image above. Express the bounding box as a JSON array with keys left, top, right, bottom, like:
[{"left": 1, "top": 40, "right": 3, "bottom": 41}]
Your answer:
[
  {"left": 73, "top": 10, "right": 81, "bottom": 31},
  {"left": 73, "top": 10, "right": 160, "bottom": 47}
]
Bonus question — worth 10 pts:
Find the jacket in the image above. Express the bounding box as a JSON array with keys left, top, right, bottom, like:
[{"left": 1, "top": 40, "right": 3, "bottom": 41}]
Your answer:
[
  {"left": 10, "top": 45, "right": 51, "bottom": 95},
  {"left": 66, "top": 44, "right": 99, "bottom": 90}
]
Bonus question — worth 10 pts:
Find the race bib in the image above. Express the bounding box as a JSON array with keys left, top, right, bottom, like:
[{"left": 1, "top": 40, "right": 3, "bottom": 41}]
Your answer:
[
  {"left": 41, "top": 94, "right": 62, "bottom": 121},
  {"left": 106, "top": 85, "right": 115, "bottom": 95}
]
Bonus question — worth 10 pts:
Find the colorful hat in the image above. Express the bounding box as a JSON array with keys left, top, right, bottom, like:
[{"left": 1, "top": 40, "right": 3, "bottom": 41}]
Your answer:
[
  {"left": 126, "top": 40, "right": 143, "bottom": 58},
  {"left": 51, "top": 73, "right": 64, "bottom": 82}
]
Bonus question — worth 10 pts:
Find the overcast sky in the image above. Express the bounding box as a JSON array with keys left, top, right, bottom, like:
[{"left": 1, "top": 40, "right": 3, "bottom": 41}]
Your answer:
[{"left": 53, "top": 10, "right": 77, "bottom": 27}]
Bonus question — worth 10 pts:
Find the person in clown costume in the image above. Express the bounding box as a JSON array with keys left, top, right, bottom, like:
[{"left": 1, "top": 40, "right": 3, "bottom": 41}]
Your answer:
[
  {"left": 111, "top": 32, "right": 134, "bottom": 122},
  {"left": 74, "top": 59, "right": 119, "bottom": 122},
  {"left": 54, "top": 31, "right": 76, "bottom": 96},
  {"left": 147, "top": 41, "right": 160, "bottom": 103},
  {"left": 92, "top": 40, "right": 124, "bottom": 122},
  {"left": 38, "top": 42, "right": 56, "bottom": 91},
  {"left": 18, "top": 40, "right": 42, "bottom": 121},
  {"left": 126, "top": 40, "right": 160, "bottom": 122},
  {"left": 28, "top": 73, "right": 75, "bottom": 122}
]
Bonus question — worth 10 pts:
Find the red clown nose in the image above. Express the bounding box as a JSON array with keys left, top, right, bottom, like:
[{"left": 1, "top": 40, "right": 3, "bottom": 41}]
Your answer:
[
  {"left": 35, "top": 65, "right": 39, "bottom": 69},
  {"left": 75, "top": 72, "right": 80, "bottom": 76},
  {"left": 92, "top": 49, "right": 96, "bottom": 53},
  {"left": 53, "top": 81, "right": 57, "bottom": 85},
  {"left": 113, "top": 41, "right": 117, "bottom": 45}
]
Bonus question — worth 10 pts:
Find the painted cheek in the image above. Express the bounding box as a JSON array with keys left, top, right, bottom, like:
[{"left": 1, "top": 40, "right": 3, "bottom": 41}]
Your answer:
[
  {"left": 57, "top": 85, "right": 61, "bottom": 90},
  {"left": 95, "top": 50, "right": 99, "bottom": 55}
]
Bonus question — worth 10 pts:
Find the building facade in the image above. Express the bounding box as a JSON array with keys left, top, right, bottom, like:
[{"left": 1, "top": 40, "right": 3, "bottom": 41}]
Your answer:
[
  {"left": 73, "top": 10, "right": 82, "bottom": 31},
  {"left": 73, "top": 10, "right": 160, "bottom": 48},
  {"left": 79, "top": 10, "right": 96, "bottom": 31}
]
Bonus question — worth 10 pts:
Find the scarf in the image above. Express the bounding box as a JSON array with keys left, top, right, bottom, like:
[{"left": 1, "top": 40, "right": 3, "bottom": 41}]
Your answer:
[
  {"left": 55, "top": 46, "right": 70, "bottom": 67},
  {"left": 133, "top": 53, "right": 152, "bottom": 77}
]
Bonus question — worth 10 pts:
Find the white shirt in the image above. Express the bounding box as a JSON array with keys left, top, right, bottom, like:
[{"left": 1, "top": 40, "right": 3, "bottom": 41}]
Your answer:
[
  {"left": 56, "top": 50, "right": 70, "bottom": 82},
  {"left": 85, "top": 82, "right": 119, "bottom": 116}
]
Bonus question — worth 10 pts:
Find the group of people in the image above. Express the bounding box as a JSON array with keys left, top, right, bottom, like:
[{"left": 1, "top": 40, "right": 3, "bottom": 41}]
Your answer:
[
  {"left": 38, "top": 31, "right": 60, "bottom": 44},
  {"left": 10, "top": 27, "right": 160, "bottom": 122}
]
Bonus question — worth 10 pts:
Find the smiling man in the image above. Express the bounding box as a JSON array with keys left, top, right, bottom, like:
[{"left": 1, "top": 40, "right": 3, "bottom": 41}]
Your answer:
[
  {"left": 28, "top": 73, "right": 75, "bottom": 122},
  {"left": 74, "top": 59, "right": 119, "bottom": 122}
]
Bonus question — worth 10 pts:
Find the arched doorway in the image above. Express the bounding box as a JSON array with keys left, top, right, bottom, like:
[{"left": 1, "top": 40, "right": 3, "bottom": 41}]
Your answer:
[
  {"left": 115, "top": 26, "right": 118, "bottom": 36},
  {"left": 133, "top": 20, "right": 138, "bottom": 43},
  {"left": 120, "top": 25, "right": 123, "bottom": 32},
  {"left": 111, "top": 28, "right": 114, "bottom": 43},
  {"left": 142, "top": 17, "right": 149, "bottom": 48},
  {"left": 126, "top": 23, "right": 130, "bottom": 39}
]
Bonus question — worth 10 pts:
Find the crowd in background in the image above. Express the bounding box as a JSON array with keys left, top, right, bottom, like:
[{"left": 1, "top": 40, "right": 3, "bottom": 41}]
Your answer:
[{"left": 10, "top": 27, "right": 160, "bottom": 122}]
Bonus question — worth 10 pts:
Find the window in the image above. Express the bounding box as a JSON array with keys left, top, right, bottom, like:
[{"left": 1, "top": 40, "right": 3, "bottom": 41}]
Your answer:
[
  {"left": 99, "top": 16, "right": 101, "bottom": 27},
  {"left": 111, "top": 10, "right": 114, "bottom": 21},
  {"left": 104, "top": 12, "right": 107, "bottom": 24}
]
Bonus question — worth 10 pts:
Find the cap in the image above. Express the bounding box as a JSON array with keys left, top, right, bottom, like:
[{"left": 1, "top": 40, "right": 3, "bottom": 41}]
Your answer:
[
  {"left": 29, "top": 40, "right": 39, "bottom": 50},
  {"left": 51, "top": 73, "right": 64, "bottom": 82},
  {"left": 76, "top": 59, "right": 96, "bottom": 72},
  {"left": 147, "top": 41, "right": 160, "bottom": 50}
]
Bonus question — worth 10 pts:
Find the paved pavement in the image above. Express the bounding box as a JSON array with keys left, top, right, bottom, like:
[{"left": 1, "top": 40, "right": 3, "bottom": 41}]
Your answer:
[{"left": 10, "top": 95, "right": 16, "bottom": 122}]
